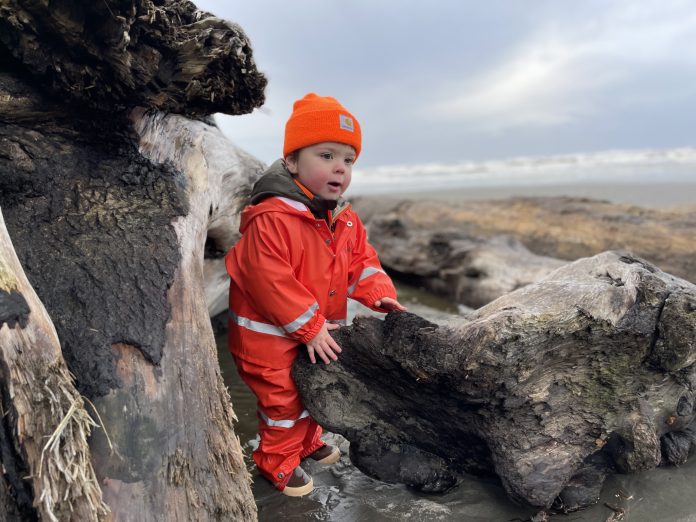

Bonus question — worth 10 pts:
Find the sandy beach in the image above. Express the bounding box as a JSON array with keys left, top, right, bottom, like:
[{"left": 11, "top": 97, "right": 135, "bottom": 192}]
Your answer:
[{"left": 365, "top": 181, "right": 696, "bottom": 209}]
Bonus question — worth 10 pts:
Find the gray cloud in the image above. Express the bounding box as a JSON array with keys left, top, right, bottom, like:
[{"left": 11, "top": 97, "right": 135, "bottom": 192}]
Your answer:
[{"left": 197, "top": 0, "right": 696, "bottom": 167}]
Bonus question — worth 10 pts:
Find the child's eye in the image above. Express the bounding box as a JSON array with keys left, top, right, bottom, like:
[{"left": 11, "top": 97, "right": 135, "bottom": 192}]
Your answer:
[
  {"left": 344, "top": 158, "right": 355, "bottom": 165},
  {"left": 320, "top": 152, "right": 333, "bottom": 160}
]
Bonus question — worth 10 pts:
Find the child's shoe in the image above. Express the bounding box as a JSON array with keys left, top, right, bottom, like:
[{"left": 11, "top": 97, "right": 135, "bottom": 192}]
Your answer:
[
  {"left": 281, "top": 466, "right": 314, "bottom": 497},
  {"left": 307, "top": 444, "right": 341, "bottom": 465}
]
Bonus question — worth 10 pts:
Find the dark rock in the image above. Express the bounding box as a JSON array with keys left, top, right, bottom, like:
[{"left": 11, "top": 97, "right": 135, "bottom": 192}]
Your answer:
[
  {"left": 660, "top": 429, "right": 696, "bottom": 466},
  {"left": 553, "top": 452, "right": 614, "bottom": 513}
]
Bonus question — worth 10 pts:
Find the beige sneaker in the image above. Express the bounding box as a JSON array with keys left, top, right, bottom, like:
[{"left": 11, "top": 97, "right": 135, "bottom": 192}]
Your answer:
[
  {"left": 281, "top": 466, "right": 314, "bottom": 497},
  {"left": 307, "top": 444, "right": 341, "bottom": 465}
]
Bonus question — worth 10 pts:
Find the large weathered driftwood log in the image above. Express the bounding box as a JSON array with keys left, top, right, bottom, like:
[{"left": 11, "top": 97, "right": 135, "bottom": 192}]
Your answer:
[
  {"left": 0, "top": 58, "right": 260, "bottom": 522},
  {"left": 294, "top": 251, "right": 696, "bottom": 511},
  {"left": 355, "top": 198, "right": 696, "bottom": 303},
  {"left": 0, "top": 209, "right": 108, "bottom": 521},
  {"left": 365, "top": 215, "right": 566, "bottom": 308},
  {"left": 0, "top": 0, "right": 266, "bottom": 115},
  {"left": 1, "top": 0, "right": 267, "bottom": 517}
]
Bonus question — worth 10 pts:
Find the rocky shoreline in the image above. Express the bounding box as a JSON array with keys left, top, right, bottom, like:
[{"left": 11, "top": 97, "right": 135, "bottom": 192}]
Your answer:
[{"left": 353, "top": 196, "right": 696, "bottom": 308}]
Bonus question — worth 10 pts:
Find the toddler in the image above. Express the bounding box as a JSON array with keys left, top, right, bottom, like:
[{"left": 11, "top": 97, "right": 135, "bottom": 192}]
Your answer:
[{"left": 225, "top": 93, "right": 405, "bottom": 496}]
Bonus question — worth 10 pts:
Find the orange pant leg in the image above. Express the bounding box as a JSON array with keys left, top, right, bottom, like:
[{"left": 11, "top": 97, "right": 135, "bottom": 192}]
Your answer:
[{"left": 234, "top": 357, "right": 324, "bottom": 489}]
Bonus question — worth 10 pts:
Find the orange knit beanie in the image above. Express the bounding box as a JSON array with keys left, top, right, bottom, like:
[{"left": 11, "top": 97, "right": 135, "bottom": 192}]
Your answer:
[{"left": 283, "top": 93, "right": 362, "bottom": 159}]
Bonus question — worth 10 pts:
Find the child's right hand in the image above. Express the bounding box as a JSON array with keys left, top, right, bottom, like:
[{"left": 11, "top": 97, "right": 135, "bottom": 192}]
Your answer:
[{"left": 306, "top": 322, "right": 342, "bottom": 364}]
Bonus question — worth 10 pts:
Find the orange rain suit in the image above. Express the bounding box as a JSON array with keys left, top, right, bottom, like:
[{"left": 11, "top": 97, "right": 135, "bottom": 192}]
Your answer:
[{"left": 225, "top": 194, "right": 396, "bottom": 489}]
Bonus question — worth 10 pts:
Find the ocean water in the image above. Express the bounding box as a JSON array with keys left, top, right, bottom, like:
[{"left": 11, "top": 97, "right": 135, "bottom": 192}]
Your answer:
[{"left": 348, "top": 147, "right": 696, "bottom": 207}]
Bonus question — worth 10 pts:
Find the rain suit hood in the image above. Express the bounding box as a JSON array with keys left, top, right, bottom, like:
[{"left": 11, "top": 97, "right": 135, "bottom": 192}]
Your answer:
[{"left": 246, "top": 159, "right": 345, "bottom": 225}]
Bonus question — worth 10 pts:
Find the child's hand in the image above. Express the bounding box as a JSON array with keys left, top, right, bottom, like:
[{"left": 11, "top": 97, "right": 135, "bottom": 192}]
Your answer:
[
  {"left": 306, "top": 322, "right": 342, "bottom": 364},
  {"left": 373, "top": 297, "right": 408, "bottom": 312}
]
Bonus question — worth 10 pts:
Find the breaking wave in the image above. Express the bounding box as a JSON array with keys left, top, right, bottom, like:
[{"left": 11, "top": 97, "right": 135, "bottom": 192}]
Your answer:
[{"left": 349, "top": 147, "right": 696, "bottom": 195}]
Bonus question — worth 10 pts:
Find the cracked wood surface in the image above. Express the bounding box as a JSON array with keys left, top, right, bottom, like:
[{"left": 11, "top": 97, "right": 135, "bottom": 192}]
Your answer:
[{"left": 294, "top": 251, "right": 696, "bottom": 511}]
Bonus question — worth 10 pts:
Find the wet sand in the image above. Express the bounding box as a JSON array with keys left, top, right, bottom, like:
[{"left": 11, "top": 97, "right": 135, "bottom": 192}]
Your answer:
[{"left": 361, "top": 182, "right": 696, "bottom": 208}]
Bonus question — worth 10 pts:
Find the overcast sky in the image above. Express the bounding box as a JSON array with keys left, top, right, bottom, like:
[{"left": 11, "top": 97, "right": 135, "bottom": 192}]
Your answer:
[{"left": 195, "top": 1, "right": 696, "bottom": 168}]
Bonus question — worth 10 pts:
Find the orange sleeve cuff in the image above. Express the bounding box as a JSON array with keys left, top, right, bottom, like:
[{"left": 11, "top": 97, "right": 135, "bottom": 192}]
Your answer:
[
  {"left": 362, "top": 284, "right": 398, "bottom": 313},
  {"left": 299, "top": 314, "right": 326, "bottom": 344}
]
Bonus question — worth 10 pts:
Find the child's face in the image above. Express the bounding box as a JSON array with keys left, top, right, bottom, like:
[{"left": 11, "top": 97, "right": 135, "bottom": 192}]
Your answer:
[{"left": 285, "top": 142, "right": 356, "bottom": 200}]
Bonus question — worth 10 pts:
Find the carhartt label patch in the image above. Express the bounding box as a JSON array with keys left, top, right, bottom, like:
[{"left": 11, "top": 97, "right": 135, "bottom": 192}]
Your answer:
[{"left": 339, "top": 114, "right": 354, "bottom": 132}]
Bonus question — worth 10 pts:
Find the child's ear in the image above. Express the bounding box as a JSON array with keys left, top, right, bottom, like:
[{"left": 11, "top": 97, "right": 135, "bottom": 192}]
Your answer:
[{"left": 284, "top": 153, "right": 298, "bottom": 175}]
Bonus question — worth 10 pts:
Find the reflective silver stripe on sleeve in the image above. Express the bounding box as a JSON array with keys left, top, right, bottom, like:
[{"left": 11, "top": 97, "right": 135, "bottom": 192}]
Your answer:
[
  {"left": 348, "top": 266, "right": 386, "bottom": 296},
  {"left": 258, "top": 408, "right": 310, "bottom": 428},
  {"left": 283, "top": 302, "right": 319, "bottom": 333},
  {"left": 228, "top": 310, "right": 288, "bottom": 338}
]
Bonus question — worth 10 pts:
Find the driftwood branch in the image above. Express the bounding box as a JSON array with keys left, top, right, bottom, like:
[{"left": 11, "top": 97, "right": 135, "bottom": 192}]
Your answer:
[
  {"left": 366, "top": 216, "right": 565, "bottom": 308},
  {"left": 294, "top": 251, "right": 696, "bottom": 511}
]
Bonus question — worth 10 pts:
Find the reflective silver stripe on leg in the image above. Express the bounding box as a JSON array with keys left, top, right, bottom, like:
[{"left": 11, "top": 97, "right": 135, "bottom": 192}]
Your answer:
[
  {"left": 258, "top": 409, "right": 310, "bottom": 428},
  {"left": 228, "top": 310, "right": 288, "bottom": 338},
  {"left": 283, "top": 302, "right": 319, "bottom": 333},
  {"left": 348, "top": 267, "right": 386, "bottom": 296}
]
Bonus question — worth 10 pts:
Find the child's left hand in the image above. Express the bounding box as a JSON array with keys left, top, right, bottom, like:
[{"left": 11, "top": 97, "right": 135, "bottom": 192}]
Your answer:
[{"left": 373, "top": 297, "right": 408, "bottom": 312}]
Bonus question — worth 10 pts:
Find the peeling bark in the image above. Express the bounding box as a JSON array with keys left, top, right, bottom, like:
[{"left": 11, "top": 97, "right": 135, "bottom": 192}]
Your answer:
[{"left": 0, "top": 209, "right": 108, "bottom": 521}]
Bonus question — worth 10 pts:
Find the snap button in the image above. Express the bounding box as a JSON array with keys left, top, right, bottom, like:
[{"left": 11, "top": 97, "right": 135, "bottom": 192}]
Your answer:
[
  {"left": 325, "top": 239, "right": 331, "bottom": 244},
  {"left": 347, "top": 221, "right": 353, "bottom": 227},
  {"left": 329, "top": 290, "right": 336, "bottom": 296},
  {"left": 278, "top": 472, "right": 284, "bottom": 479}
]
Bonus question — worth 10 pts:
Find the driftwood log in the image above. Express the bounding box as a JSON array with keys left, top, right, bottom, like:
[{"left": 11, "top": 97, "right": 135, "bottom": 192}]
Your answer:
[
  {"left": 355, "top": 197, "right": 696, "bottom": 307},
  {"left": 0, "top": 73, "right": 262, "bottom": 519},
  {"left": 294, "top": 251, "right": 696, "bottom": 511},
  {"left": 0, "top": 1, "right": 266, "bottom": 519},
  {"left": 366, "top": 218, "right": 565, "bottom": 308}
]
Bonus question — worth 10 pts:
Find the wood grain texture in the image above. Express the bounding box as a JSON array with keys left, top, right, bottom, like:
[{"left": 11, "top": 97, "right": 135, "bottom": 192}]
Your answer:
[
  {"left": 294, "top": 251, "right": 696, "bottom": 512},
  {"left": 0, "top": 0, "right": 266, "bottom": 115},
  {"left": 0, "top": 209, "right": 107, "bottom": 521}
]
